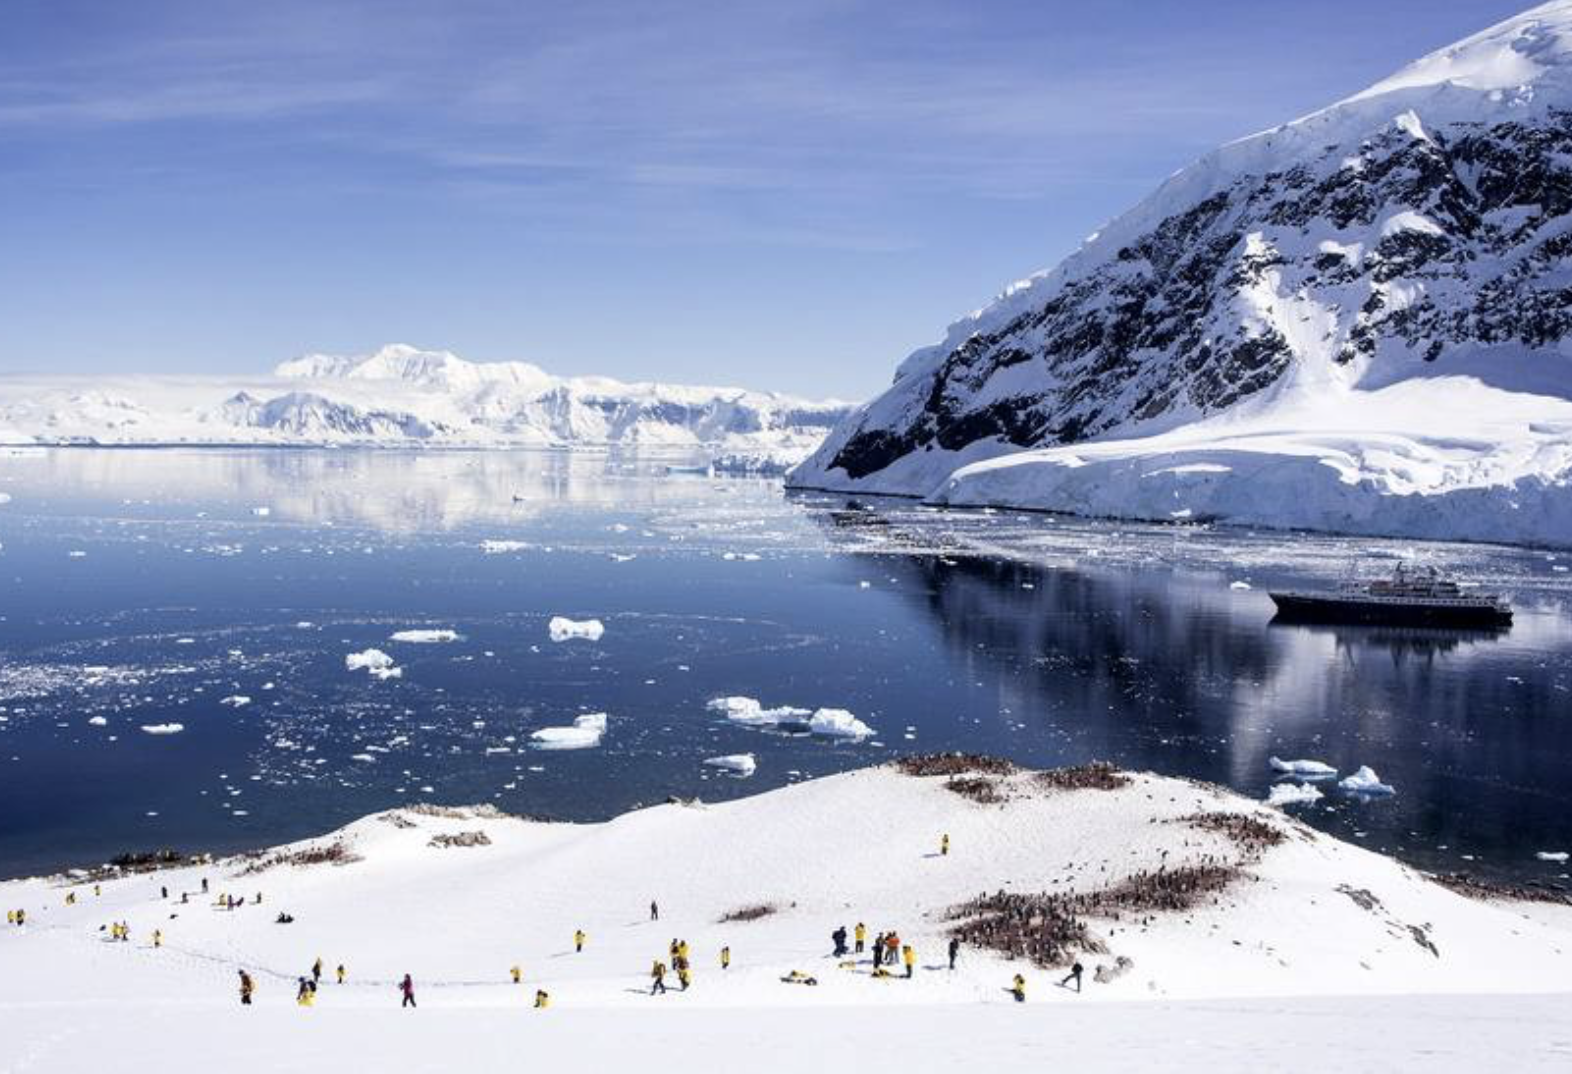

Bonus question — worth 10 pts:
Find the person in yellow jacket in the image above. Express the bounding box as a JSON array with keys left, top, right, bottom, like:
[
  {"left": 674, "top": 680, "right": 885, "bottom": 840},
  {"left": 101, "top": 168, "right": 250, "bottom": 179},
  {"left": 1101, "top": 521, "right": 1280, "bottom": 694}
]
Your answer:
[
  {"left": 853, "top": 922, "right": 866, "bottom": 953},
  {"left": 510, "top": 965, "right": 522, "bottom": 984},
  {"left": 574, "top": 929, "right": 586, "bottom": 953},
  {"left": 677, "top": 940, "right": 689, "bottom": 962},
  {"left": 534, "top": 989, "right": 550, "bottom": 1009},
  {"left": 337, "top": 964, "right": 346, "bottom": 985},
  {"left": 941, "top": 833, "right": 950, "bottom": 856},
  {"left": 720, "top": 946, "right": 731, "bottom": 971},
  {"left": 650, "top": 960, "right": 668, "bottom": 995},
  {"left": 902, "top": 944, "right": 916, "bottom": 978},
  {"left": 5, "top": 910, "right": 13, "bottom": 926},
  {"left": 1011, "top": 974, "right": 1027, "bottom": 1002},
  {"left": 677, "top": 964, "right": 692, "bottom": 991}
]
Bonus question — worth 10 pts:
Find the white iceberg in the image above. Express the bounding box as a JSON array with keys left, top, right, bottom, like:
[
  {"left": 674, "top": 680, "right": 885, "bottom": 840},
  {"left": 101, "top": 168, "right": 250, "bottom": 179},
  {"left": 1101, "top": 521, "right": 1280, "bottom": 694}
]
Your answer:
[
  {"left": 219, "top": 695, "right": 251, "bottom": 707},
  {"left": 87, "top": 716, "right": 108, "bottom": 727},
  {"left": 1339, "top": 766, "right": 1396, "bottom": 795},
  {"left": 250, "top": 506, "right": 271, "bottom": 517},
  {"left": 389, "top": 629, "right": 459, "bottom": 644},
  {"left": 548, "top": 617, "right": 604, "bottom": 642},
  {"left": 480, "top": 540, "right": 531, "bottom": 554},
  {"left": 703, "top": 753, "right": 757, "bottom": 776},
  {"left": 346, "top": 648, "right": 394, "bottom": 672},
  {"left": 706, "top": 696, "right": 812, "bottom": 730},
  {"left": 807, "top": 708, "right": 874, "bottom": 739},
  {"left": 530, "top": 712, "right": 608, "bottom": 750},
  {"left": 346, "top": 648, "right": 402, "bottom": 680},
  {"left": 1269, "top": 756, "right": 1338, "bottom": 778},
  {"left": 1266, "top": 782, "right": 1323, "bottom": 808},
  {"left": 1535, "top": 851, "right": 1569, "bottom": 863},
  {"left": 706, "top": 696, "right": 871, "bottom": 739},
  {"left": 139, "top": 723, "right": 184, "bottom": 735}
]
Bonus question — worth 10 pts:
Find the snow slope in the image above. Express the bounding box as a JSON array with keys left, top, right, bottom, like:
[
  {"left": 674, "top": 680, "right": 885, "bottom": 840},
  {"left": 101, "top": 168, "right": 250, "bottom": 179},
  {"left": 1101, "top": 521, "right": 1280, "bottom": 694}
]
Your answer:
[
  {"left": 1, "top": 762, "right": 1568, "bottom": 1072},
  {"left": 0, "top": 344, "right": 852, "bottom": 472},
  {"left": 791, "top": 2, "right": 1572, "bottom": 546}
]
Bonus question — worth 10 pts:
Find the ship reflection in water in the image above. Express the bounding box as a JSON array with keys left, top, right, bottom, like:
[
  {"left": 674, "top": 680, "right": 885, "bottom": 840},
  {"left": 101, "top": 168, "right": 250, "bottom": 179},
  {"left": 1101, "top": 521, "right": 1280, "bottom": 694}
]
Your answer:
[{"left": 804, "top": 496, "right": 1572, "bottom": 884}]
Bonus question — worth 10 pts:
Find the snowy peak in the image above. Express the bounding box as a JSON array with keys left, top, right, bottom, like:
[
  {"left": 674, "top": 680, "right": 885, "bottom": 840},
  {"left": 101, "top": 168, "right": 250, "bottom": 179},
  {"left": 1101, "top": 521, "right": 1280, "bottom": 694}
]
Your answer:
[
  {"left": 275, "top": 344, "right": 553, "bottom": 394},
  {"left": 1348, "top": 0, "right": 1572, "bottom": 103},
  {"left": 789, "top": 3, "right": 1572, "bottom": 547}
]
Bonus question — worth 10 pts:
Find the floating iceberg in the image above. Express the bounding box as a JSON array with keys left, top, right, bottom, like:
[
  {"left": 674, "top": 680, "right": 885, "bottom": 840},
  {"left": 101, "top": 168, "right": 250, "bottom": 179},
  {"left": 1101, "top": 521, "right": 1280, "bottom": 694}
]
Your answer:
[
  {"left": 1266, "top": 782, "right": 1323, "bottom": 808},
  {"left": 707, "top": 697, "right": 872, "bottom": 739},
  {"left": 707, "top": 696, "right": 812, "bottom": 730},
  {"left": 808, "top": 708, "right": 874, "bottom": 739},
  {"left": 530, "top": 712, "right": 608, "bottom": 750},
  {"left": 345, "top": 649, "right": 402, "bottom": 679},
  {"left": 704, "top": 754, "right": 757, "bottom": 776},
  {"left": 1535, "top": 851, "right": 1569, "bottom": 863},
  {"left": 389, "top": 629, "right": 459, "bottom": 644},
  {"left": 1269, "top": 756, "right": 1338, "bottom": 778},
  {"left": 548, "top": 617, "right": 604, "bottom": 642},
  {"left": 219, "top": 695, "right": 251, "bottom": 707},
  {"left": 140, "top": 723, "right": 184, "bottom": 735},
  {"left": 1339, "top": 766, "right": 1396, "bottom": 795}
]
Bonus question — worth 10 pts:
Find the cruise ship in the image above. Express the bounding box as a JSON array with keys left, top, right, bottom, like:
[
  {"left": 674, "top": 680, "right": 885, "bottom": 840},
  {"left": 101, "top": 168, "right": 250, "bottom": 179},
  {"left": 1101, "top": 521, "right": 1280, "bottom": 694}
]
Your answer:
[{"left": 1269, "top": 565, "right": 1513, "bottom": 628}]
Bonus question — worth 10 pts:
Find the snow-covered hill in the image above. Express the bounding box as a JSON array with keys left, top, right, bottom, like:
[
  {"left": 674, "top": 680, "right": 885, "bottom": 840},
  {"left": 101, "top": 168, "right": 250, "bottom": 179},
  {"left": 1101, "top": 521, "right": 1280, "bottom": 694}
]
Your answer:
[
  {"left": 0, "top": 345, "right": 852, "bottom": 472},
  {"left": 791, "top": 2, "right": 1572, "bottom": 546},
  {"left": 1, "top": 760, "right": 1568, "bottom": 1071}
]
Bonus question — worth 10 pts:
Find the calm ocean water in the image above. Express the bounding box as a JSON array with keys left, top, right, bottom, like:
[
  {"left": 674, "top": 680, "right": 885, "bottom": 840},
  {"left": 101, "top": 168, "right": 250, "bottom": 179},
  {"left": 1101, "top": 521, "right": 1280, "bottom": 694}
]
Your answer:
[{"left": 1, "top": 447, "right": 1569, "bottom": 884}]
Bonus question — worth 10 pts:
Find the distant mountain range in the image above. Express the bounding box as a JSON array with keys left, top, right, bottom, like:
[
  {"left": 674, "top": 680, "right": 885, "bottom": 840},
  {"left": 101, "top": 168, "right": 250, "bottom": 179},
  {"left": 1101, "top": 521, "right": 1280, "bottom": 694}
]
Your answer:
[
  {"left": 0, "top": 344, "right": 853, "bottom": 472},
  {"left": 791, "top": 2, "right": 1572, "bottom": 546}
]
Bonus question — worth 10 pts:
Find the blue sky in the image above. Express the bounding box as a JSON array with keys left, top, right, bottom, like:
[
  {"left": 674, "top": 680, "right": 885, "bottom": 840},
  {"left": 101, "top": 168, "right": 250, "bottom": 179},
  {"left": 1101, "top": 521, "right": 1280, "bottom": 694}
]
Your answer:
[{"left": 0, "top": 0, "right": 1530, "bottom": 398}]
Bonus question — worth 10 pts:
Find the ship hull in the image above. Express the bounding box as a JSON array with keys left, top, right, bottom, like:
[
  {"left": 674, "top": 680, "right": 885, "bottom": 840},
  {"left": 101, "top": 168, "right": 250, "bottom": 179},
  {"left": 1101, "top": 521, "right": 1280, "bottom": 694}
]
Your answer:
[{"left": 1268, "top": 592, "right": 1513, "bottom": 629}]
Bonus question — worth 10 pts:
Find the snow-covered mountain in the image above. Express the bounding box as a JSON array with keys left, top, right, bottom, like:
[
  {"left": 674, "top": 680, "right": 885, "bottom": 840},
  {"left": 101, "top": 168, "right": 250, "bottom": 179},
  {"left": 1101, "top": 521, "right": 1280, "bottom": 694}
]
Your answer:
[
  {"left": 791, "top": 2, "right": 1572, "bottom": 546},
  {"left": 0, "top": 344, "right": 853, "bottom": 471}
]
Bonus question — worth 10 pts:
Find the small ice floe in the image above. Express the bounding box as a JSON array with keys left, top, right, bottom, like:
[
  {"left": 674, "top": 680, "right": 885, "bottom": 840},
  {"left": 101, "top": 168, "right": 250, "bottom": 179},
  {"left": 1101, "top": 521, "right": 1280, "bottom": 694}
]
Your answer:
[
  {"left": 1269, "top": 756, "right": 1337, "bottom": 778},
  {"left": 808, "top": 708, "right": 874, "bottom": 739},
  {"left": 706, "top": 697, "right": 871, "bottom": 739},
  {"left": 389, "top": 629, "right": 459, "bottom": 644},
  {"left": 68, "top": 550, "right": 87, "bottom": 558},
  {"left": 0, "top": 493, "right": 10, "bottom": 504},
  {"left": 345, "top": 649, "right": 402, "bottom": 680},
  {"left": 219, "top": 695, "right": 251, "bottom": 708},
  {"left": 87, "top": 716, "right": 108, "bottom": 726},
  {"left": 530, "top": 713, "right": 607, "bottom": 750},
  {"left": 708, "top": 696, "right": 812, "bottom": 729},
  {"left": 140, "top": 723, "right": 184, "bottom": 735},
  {"left": 1536, "top": 851, "right": 1570, "bottom": 863},
  {"left": 1230, "top": 581, "right": 1252, "bottom": 591},
  {"left": 251, "top": 507, "right": 271, "bottom": 517},
  {"left": 1339, "top": 766, "right": 1396, "bottom": 795},
  {"left": 609, "top": 554, "right": 636, "bottom": 563},
  {"left": 351, "top": 753, "right": 376, "bottom": 763},
  {"left": 548, "top": 616, "right": 604, "bottom": 642},
  {"left": 703, "top": 753, "right": 757, "bottom": 777},
  {"left": 1266, "top": 782, "right": 1323, "bottom": 808},
  {"left": 480, "top": 539, "right": 531, "bottom": 554}
]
